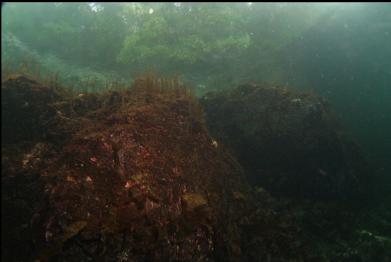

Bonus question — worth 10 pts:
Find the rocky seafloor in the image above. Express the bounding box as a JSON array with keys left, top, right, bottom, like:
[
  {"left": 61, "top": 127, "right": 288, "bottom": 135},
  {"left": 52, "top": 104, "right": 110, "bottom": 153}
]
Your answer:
[{"left": 2, "top": 75, "right": 390, "bottom": 262}]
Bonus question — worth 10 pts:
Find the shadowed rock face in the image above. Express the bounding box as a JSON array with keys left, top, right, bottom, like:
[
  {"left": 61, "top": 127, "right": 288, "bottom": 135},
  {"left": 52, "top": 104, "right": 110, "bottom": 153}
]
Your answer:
[
  {"left": 1, "top": 75, "right": 62, "bottom": 144},
  {"left": 201, "top": 83, "right": 373, "bottom": 200}
]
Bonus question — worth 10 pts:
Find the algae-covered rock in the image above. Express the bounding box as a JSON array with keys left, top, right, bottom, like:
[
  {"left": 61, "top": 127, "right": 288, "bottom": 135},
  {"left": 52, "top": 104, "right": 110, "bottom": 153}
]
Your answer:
[{"left": 27, "top": 75, "right": 251, "bottom": 262}]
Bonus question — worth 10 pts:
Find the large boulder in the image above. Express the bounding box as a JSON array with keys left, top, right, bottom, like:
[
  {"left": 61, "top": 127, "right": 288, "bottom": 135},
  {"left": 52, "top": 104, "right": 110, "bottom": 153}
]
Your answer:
[{"left": 201, "top": 83, "right": 372, "bottom": 200}]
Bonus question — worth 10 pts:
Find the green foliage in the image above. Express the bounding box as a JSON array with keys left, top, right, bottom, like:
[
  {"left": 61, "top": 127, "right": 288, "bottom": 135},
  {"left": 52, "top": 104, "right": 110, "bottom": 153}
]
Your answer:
[
  {"left": 2, "top": 3, "right": 126, "bottom": 70},
  {"left": 2, "top": 2, "right": 331, "bottom": 87},
  {"left": 117, "top": 3, "right": 250, "bottom": 74},
  {"left": 3, "top": 3, "right": 390, "bottom": 99}
]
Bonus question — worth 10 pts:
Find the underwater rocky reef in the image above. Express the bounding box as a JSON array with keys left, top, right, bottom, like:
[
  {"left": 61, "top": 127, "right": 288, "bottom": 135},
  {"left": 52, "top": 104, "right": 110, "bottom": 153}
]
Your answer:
[{"left": 1, "top": 74, "right": 390, "bottom": 262}]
